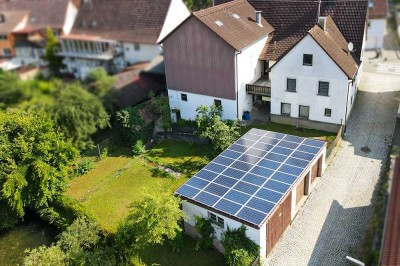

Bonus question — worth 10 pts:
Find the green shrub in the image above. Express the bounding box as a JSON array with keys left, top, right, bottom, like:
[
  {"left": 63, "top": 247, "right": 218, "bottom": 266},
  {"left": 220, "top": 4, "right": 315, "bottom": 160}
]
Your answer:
[
  {"left": 170, "top": 230, "right": 184, "bottom": 252},
  {"left": 132, "top": 140, "right": 146, "bottom": 156},
  {"left": 194, "top": 216, "right": 215, "bottom": 251},
  {"left": 100, "top": 147, "right": 109, "bottom": 160},
  {"left": 222, "top": 226, "right": 259, "bottom": 266},
  {"left": 129, "top": 254, "right": 147, "bottom": 266},
  {"left": 75, "top": 158, "right": 94, "bottom": 176},
  {"left": 24, "top": 245, "right": 67, "bottom": 266}
]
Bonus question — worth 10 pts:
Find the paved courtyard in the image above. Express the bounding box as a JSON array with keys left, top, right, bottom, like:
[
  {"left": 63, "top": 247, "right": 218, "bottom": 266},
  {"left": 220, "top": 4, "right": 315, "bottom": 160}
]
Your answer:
[{"left": 264, "top": 46, "right": 400, "bottom": 265}]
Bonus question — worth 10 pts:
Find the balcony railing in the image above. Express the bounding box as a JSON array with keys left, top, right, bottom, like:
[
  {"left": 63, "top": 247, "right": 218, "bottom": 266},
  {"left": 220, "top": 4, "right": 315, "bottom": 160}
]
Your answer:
[{"left": 246, "top": 76, "right": 271, "bottom": 96}]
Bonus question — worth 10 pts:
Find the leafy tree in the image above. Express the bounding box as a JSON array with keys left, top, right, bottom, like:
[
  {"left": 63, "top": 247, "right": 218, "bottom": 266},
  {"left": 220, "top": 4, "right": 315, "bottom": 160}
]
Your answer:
[
  {"left": 0, "top": 71, "right": 30, "bottom": 107},
  {"left": 24, "top": 245, "right": 67, "bottom": 266},
  {"left": 44, "top": 28, "right": 64, "bottom": 76},
  {"left": 85, "top": 68, "right": 116, "bottom": 112},
  {"left": 150, "top": 95, "right": 172, "bottom": 131},
  {"left": 41, "top": 82, "right": 110, "bottom": 149},
  {"left": 184, "top": 0, "right": 211, "bottom": 11},
  {"left": 116, "top": 190, "right": 184, "bottom": 250},
  {"left": 0, "top": 111, "right": 78, "bottom": 229},
  {"left": 196, "top": 105, "right": 241, "bottom": 151},
  {"left": 194, "top": 216, "right": 215, "bottom": 251}
]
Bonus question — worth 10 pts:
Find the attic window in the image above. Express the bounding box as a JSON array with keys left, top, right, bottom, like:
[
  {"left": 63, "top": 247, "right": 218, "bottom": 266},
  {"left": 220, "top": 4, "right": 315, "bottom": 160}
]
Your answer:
[
  {"left": 215, "top": 20, "right": 223, "bottom": 26},
  {"left": 232, "top": 14, "right": 240, "bottom": 19},
  {"left": 30, "top": 16, "right": 36, "bottom": 23}
]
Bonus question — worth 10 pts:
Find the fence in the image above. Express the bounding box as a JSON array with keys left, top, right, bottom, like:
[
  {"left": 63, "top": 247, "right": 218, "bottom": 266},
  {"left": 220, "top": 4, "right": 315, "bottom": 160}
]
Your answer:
[{"left": 325, "top": 125, "right": 344, "bottom": 165}]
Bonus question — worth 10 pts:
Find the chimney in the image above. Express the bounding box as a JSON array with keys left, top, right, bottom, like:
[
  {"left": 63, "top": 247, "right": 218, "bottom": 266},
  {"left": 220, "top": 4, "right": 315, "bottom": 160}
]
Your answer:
[{"left": 255, "top": 11, "right": 262, "bottom": 26}]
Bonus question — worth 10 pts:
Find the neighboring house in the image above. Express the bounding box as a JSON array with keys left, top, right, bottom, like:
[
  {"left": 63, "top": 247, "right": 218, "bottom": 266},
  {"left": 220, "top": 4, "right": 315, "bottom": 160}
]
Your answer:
[
  {"left": 0, "top": 0, "right": 79, "bottom": 68},
  {"left": 58, "top": 0, "right": 189, "bottom": 80},
  {"left": 163, "top": 0, "right": 368, "bottom": 131},
  {"left": 160, "top": 0, "right": 274, "bottom": 121},
  {"left": 175, "top": 128, "right": 327, "bottom": 257},
  {"left": 0, "top": 10, "right": 29, "bottom": 58},
  {"left": 366, "top": 0, "right": 387, "bottom": 51}
]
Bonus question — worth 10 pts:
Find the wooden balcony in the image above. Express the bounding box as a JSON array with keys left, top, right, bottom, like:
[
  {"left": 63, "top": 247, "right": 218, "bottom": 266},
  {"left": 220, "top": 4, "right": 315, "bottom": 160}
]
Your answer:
[{"left": 246, "top": 76, "right": 271, "bottom": 96}]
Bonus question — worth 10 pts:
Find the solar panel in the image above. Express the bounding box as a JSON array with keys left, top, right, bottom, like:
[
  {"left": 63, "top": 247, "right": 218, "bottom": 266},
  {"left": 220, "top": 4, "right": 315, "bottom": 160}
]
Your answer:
[{"left": 175, "top": 128, "right": 326, "bottom": 227}]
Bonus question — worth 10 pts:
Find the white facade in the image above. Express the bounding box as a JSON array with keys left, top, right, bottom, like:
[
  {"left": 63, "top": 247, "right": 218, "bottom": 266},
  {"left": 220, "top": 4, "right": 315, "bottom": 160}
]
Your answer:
[
  {"left": 122, "top": 43, "right": 161, "bottom": 65},
  {"left": 168, "top": 36, "right": 268, "bottom": 121},
  {"left": 366, "top": 19, "right": 385, "bottom": 50},
  {"left": 182, "top": 200, "right": 267, "bottom": 257},
  {"left": 270, "top": 35, "right": 357, "bottom": 125},
  {"left": 168, "top": 89, "right": 237, "bottom": 121},
  {"left": 157, "top": 0, "right": 190, "bottom": 43},
  {"left": 237, "top": 36, "right": 268, "bottom": 118},
  {"left": 63, "top": 1, "right": 79, "bottom": 35}
]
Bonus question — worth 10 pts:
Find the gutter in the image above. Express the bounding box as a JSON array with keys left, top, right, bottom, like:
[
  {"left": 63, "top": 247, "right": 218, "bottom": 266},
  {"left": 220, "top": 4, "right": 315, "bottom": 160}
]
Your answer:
[
  {"left": 343, "top": 79, "right": 353, "bottom": 134},
  {"left": 235, "top": 49, "right": 242, "bottom": 119}
]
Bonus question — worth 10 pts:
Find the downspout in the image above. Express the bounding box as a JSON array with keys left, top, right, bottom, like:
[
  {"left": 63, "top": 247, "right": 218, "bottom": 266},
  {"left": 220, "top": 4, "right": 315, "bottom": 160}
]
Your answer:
[
  {"left": 343, "top": 79, "right": 353, "bottom": 135},
  {"left": 235, "top": 50, "right": 242, "bottom": 120}
]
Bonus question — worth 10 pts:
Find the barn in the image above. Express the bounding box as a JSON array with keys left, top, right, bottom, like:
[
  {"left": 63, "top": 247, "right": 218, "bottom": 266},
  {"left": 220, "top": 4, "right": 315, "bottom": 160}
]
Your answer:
[{"left": 175, "top": 128, "right": 327, "bottom": 257}]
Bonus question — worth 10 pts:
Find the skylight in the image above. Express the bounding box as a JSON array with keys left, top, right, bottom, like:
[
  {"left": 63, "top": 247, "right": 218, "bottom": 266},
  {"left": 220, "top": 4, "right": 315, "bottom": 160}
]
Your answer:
[
  {"left": 233, "top": 14, "right": 240, "bottom": 19},
  {"left": 215, "top": 20, "right": 223, "bottom": 27}
]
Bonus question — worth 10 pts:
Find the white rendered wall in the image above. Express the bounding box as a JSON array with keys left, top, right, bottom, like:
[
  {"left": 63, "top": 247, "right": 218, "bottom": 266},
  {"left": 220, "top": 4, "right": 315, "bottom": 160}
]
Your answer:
[
  {"left": 157, "top": 0, "right": 190, "bottom": 43},
  {"left": 182, "top": 200, "right": 267, "bottom": 257},
  {"left": 236, "top": 36, "right": 268, "bottom": 118},
  {"left": 122, "top": 43, "right": 161, "bottom": 65},
  {"left": 366, "top": 19, "right": 385, "bottom": 50},
  {"left": 63, "top": 1, "right": 78, "bottom": 34},
  {"left": 168, "top": 89, "right": 237, "bottom": 121},
  {"left": 270, "top": 35, "right": 350, "bottom": 125}
]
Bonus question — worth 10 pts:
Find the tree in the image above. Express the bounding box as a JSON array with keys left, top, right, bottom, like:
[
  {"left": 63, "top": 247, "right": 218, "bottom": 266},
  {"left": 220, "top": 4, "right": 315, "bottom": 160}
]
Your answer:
[
  {"left": 116, "top": 190, "right": 184, "bottom": 250},
  {"left": 196, "top": 105, "right": 241, "bottom": 151},
  {"left": 41, "top": 82, "right": 110, "bottom": 149},
  {"left": 0, "top": 71, "right": 30, "bottom": 107},
  {"left": 184, "top": 0, "right": 211, "bottom": 11},
  {"left": 84, "top": 68, "right": 116, "bottom": 112},
  {"left": 24, "top": 246, "right": 67, "bottom": 266},
  {"left": 150, "top": 95, "right": 172, "bottom": 131},
  {"left": 44, "top": 28, "right": 64, "bottom": 76},
  {"left": 0, "top": 111, "right": 78, "bottom": 229}
]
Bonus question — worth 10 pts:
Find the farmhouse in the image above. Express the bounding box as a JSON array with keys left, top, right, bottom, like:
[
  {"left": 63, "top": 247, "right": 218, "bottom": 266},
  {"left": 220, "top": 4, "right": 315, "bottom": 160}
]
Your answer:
[{"left": 175, "top": 128, "right": 327, "bottom": 257}]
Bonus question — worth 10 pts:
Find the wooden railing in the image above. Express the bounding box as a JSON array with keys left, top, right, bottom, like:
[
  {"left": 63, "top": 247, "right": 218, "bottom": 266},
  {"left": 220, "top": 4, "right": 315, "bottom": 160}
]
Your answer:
[{"left": 246, "top": 84, "right": 271, "bottom": 96}]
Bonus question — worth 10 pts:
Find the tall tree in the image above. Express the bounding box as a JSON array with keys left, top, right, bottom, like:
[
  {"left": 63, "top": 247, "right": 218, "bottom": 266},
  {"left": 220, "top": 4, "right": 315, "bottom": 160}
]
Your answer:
[
  {"left": 44, "top": 28, "right": 64, "bottom": 76},
  {"left": 184, "top": 0, "right": 211, "bottom": 11},
  {"left": 84, "top": 68, "right": 116, "bottom": 112},
  {"left": 0, "top": 111, "right": 78, "bottom": 230}
]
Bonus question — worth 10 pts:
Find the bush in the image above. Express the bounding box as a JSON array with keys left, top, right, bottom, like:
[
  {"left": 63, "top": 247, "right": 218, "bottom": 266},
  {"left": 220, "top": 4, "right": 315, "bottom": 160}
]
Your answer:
[
  {"left": 129, "top": 254, "right": 147, "bottom": 266},
  {"left": 132, "top": 140, "right": 146, "bottom": 156},
  {"left": 24, "top": 245, "right": 67, "bottom": 266},
  {"left": 222, "top": 226, "right": 259, "bottom": 266},
  {"left": 194, "top": 216, "right": 215, "bottom": 251},
  {"left": 100, "top": 147, "right": 109, "bottom": 160},
  {"left": 75, "top": 158, "right": 95, "bottom": 176},
  {"left": 170, "top": 230, "right": 184, "bottom": 252}
]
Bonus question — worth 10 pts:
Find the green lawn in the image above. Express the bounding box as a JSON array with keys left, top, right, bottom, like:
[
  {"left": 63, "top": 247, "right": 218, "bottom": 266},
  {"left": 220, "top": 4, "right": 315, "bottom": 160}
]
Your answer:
[{"left": 241, "top": 122, "right": 336, "bottom": 147}]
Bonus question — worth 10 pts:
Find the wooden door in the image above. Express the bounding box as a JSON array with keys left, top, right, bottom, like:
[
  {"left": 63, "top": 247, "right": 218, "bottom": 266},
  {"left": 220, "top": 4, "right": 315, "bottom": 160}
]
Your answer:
[{"left": 267, "top": 192, "right": 292, "bottom": 255}]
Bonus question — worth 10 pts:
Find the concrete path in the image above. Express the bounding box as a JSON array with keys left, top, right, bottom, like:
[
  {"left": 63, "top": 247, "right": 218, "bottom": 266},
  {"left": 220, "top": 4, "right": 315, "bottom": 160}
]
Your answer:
[{"left": 264, "top": 49, "right": 400, "bottom": 266}]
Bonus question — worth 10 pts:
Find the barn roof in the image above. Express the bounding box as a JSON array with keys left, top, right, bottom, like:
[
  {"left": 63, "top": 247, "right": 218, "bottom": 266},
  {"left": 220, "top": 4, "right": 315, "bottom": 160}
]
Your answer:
[{"left": 175, "top": 128, "right": 326, "bottom": 228}]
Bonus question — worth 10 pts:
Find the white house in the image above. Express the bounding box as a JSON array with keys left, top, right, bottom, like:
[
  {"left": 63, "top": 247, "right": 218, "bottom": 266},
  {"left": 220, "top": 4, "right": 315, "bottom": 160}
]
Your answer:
[
  {"left": 58, "top": 0, "right": 189, "bottom": 80},
  {"left": 268, "top": 16, "right": 361, "bottom": 132},
  {"left": 160, "top": 0, "right": 274, "bottom": 121},
  {"left": 366, "top": 0, "right": 387, "bottom": 51},
  {"left": 175, "top": 128, "right": 327, "bottom": 257}
]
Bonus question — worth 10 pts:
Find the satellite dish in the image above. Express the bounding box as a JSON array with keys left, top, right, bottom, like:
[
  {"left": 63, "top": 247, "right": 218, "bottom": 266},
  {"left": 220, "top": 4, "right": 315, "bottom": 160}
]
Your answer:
[{"left": 348, "top": 42, "right": 354, "bottom": 52}]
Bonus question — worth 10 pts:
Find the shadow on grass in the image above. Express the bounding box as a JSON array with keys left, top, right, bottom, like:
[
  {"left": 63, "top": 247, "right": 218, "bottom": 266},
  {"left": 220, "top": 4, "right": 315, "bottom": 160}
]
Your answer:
[{"left": 149, "top": 167, "right": 175, "bottom": 179}]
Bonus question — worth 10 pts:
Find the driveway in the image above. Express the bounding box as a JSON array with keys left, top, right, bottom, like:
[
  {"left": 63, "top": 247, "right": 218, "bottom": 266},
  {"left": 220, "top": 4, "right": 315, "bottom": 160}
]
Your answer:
[{"left": 264, "top": 49, "right": 400, "bottom": 266}]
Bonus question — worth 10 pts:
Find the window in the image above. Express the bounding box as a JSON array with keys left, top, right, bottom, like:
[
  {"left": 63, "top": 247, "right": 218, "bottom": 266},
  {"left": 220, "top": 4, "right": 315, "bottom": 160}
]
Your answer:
[
  {"left": 369, "top": 0, "right": 374, "bottom": 8},
  {"left": 0, "top": 34, "right": 7, "bottom": 41},
  {"left": 327, "top": 0, "right": 335, "bottom": 8},
  {"left": 303, "top": 54, "right": 313, "bottom": 66},
  {"left": 318, "top": 81, "right": 329, "bottom": 96},
  {"left": 134, "top": 44, "right": 140, "bottom": 51},
  {"left": 2, "top": 48, "right": 11, "bottom": 56},
  {"left": 324, "top": 108, "right": 332, "bottom": 117},
  {"left": 287, "top": 78, "right": 296, "bottom": 92},
  {"left": 368, "top": 22, "right": 371, "bottom": 28},
  {"left": 208, "top": 212, "right": 224, "bottom": 227},
  {"left": 181, "top": 93, "right": 187, "bottom": 102},
  {"left": 299, "top": 105, "right": 309, "bottom": 118},
  {"left": 281, "top": 103, "right": 291, "bottom": 116},
  {"left": 214, "top": 99, "right": 222, "bottom": 107}
]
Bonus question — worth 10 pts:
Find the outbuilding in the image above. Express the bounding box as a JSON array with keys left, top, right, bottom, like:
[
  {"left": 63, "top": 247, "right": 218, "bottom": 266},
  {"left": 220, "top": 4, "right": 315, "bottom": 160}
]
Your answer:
[{"left": 175, "top": 128, "right": 327, "bottom": 257}]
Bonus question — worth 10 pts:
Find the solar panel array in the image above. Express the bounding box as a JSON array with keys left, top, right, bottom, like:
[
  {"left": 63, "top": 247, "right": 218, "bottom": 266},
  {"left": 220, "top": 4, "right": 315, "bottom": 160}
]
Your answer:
[{"left": 175, "top": 128, "right": 326, "bottom": 227}]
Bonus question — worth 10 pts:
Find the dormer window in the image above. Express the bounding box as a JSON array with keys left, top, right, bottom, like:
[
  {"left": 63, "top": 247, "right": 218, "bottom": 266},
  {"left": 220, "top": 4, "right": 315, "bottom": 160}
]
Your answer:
[
  {"left": 215, "top": 20, "right": 223, "bottom": 27},
  {"left": 303, "top": 54, "right": 313, "bottom": 66}
]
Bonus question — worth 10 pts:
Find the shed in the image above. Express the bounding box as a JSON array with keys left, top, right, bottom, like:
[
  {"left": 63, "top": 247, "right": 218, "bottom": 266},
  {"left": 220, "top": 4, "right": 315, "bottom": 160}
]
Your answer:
[{"left": 175, "top": 128, "right": 327, "bottom": 257}]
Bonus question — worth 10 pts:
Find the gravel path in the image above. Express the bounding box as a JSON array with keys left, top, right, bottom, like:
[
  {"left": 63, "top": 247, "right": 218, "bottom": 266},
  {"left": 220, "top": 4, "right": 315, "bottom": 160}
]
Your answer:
[{"left": 264, "top": 72, "right": 400, "bottom": 265}]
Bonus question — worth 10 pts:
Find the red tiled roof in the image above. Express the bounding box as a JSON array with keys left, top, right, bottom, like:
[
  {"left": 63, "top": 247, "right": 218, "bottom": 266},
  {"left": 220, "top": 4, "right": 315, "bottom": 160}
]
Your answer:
[
  {"left": 71, "top": 0, "right": 172, "bottom": 44},
  {"left": 381, "top": 157, "right": 400, "bottom": 266},
  {"left": 0, "top": 10, "right": 28, "bottom": 33},
  {"left": 193, "top": 0, "right": 273, "bottom": 51},
  {"left": 215, "top": 0, "right": 368, "bottom": 61},
  {"left": 308, "top": 16, "right": 359, "bottom": 78},
  {"left": 369, "top": 0, "right": 387, "bottom": 19}
]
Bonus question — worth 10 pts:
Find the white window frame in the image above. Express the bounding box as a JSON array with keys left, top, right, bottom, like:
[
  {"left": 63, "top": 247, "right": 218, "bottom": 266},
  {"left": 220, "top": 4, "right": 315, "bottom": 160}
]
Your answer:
[
  {"left": 299, "top": 105, "right": 309, "bottom": 119},
  {"left": 208, "top": 212, "right": 224, "bottom": 228},
  {"left": 281, "top": 102, "right": 291, "bottom": 116},
  {"left": 318, "top": 81, "right": 330, "bottom": 96}
]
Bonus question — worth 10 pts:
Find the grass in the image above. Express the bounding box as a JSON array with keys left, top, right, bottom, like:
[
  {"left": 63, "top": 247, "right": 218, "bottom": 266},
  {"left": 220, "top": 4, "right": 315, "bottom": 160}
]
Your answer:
[
  {"left": 138, "top": 235, "right": 226, "bottom": 266},
  {"left": 241, "top": 122, "right": 337, "bottom": 147}
]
